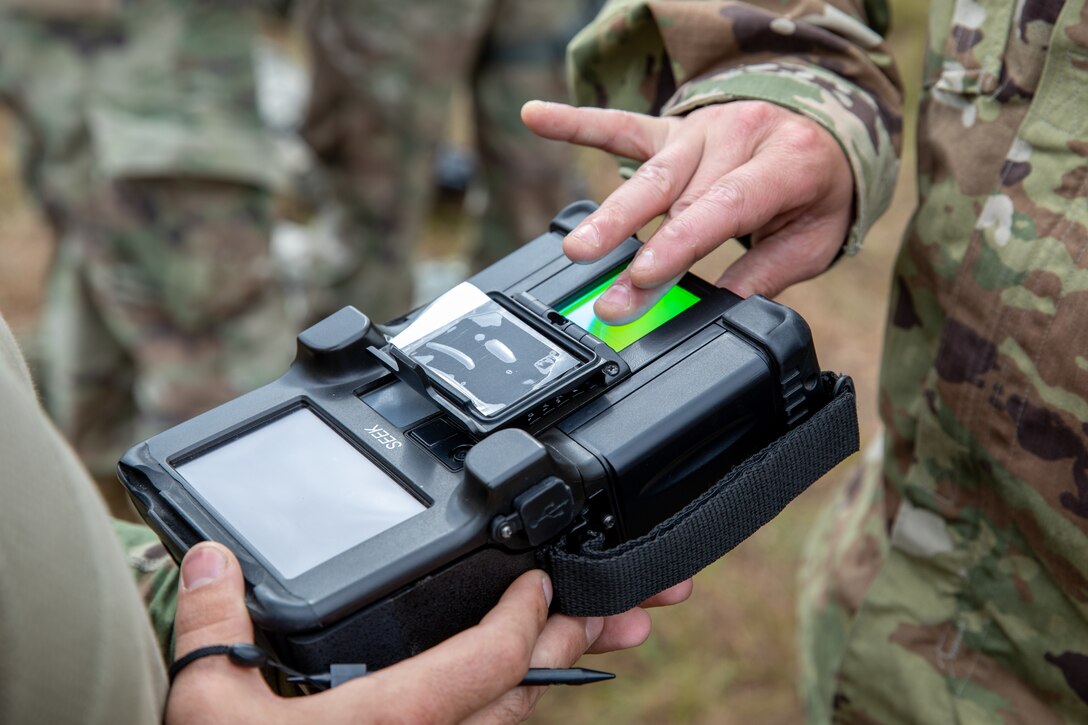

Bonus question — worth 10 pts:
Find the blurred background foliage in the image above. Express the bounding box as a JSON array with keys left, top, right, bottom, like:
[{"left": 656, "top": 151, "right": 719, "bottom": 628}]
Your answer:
[{"left": 0, "top": 0, "right": 929, "bottom": 721}]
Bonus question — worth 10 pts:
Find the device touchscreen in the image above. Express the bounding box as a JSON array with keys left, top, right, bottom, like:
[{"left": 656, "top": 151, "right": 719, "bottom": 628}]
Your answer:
[{"left": 176, "top": 407, "right": 426, "bottom": 579}]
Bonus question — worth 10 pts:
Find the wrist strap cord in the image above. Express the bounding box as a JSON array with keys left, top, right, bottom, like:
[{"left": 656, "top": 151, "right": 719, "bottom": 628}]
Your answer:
[{"left": 169, "top": 643, "right": 352, "bottom": 690}]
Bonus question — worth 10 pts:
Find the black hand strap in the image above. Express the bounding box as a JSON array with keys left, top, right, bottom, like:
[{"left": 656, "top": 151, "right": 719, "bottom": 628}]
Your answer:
[{"left": 540, "top": 378, "right": 858, "bottom": 617}]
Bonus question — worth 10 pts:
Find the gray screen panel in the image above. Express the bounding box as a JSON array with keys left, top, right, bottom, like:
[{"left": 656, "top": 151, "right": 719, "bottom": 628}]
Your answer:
[{"left": 176, "top": 408, "right": 425, "bottom": 579}]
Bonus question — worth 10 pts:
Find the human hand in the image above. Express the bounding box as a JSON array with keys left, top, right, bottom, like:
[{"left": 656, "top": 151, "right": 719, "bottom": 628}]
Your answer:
[
  {"left": 521, "top": 100, "right": 854, "bottom": 323},
  {"left": 168, "top": 542, "right": 691, "bottom": 724},
  {"left": 469, "top": 578, "right": 692, "bottom": 724}
]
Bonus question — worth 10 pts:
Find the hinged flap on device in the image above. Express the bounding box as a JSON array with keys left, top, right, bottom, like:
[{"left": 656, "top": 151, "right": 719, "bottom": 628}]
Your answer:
[{"left": 373, "top": 282, "right": 628, "bottom": 435}]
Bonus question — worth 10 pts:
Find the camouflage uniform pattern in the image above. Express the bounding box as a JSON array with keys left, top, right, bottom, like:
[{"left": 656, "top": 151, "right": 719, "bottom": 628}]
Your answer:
[
  {"left": 566, "top": 0, "right": 903, "bottom": 256},
  {"left": 114, "top": 518, "right": 179, "bottom": 661},
  {"left": 298, "top": 0, "right": 591, "bottom": 324},
  {"left": 0, "top": 0, "right": 295, "bottom": 489},
  {"left": 572, "top": 0, "right": 1088, "bottom": 721}
]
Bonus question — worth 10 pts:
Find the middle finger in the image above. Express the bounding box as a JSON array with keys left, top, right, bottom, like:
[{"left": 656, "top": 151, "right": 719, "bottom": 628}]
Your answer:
[{"left": 564, "top": 129, "right": 702, "bottom": 263}]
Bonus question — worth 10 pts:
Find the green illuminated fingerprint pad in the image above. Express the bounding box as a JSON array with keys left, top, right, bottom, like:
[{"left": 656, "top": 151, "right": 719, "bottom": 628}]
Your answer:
[{"left": 557, "top": 270, "right": 700, "bottom": 351}]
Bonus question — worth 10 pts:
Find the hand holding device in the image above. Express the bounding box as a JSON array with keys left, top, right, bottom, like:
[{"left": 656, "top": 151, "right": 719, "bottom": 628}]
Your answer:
[
  {"left": 521, "top": 100, "right": 853, "bottom": 320},
  {"left": 168, "top": 543, "right": 684, "bottom": 723}
]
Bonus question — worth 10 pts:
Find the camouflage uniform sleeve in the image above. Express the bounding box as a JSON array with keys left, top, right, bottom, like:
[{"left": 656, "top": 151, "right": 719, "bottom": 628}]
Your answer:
[
  {"left": 567, "top": 0, "right": 903, "bottom": 256},
  {"left": 112, "top": 518, "right": 179, "bottom": 662}
]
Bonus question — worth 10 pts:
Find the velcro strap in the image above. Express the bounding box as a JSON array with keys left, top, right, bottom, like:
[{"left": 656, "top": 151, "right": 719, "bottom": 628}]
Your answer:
[{"left": 540, "top": 379, "right": 858, "bottom": 617}]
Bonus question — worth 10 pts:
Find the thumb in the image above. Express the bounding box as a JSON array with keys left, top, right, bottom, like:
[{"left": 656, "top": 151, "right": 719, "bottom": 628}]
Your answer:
[{"left": 173, "top": 542, "right": 258, "bottom": 676}]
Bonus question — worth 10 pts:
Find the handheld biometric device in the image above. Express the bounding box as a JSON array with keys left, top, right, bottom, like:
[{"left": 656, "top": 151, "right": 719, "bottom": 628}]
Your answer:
[{"left": 119, "top": 201, "right": 859, "bottom": 678}]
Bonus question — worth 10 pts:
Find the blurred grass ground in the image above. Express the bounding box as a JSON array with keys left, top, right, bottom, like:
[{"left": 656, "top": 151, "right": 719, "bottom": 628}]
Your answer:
[{"left": 0, "top": 3, "right": 927, "bottom": 721}]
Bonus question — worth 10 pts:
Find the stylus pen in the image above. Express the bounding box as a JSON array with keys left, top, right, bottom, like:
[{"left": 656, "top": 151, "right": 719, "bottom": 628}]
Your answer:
[
  {"left": 519, "top": 667, "right": 615, "bottom": 686},
  {"left": 291, "top": 665, "right": 616, "bottom": 689}
]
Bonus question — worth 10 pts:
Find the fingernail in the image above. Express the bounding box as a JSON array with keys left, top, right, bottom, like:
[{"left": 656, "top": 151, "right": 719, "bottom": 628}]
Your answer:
[
  {"left": 542, "top": 574, "right": 554, "bottom": 607},
  {"left": 569, "top": 224, "right": 600, "bottom": 250},
  {"left": 585, "top": 617, "right": 605, "bottom": 645},
  {"left": 598, "top": 282, "right": 630, "bottom": 311},
  {"left": 630, "top": 247, "right": 655, "bottom": 277},
  {"left": 182, "top": 545, "right": 227, "bottom": 591}
]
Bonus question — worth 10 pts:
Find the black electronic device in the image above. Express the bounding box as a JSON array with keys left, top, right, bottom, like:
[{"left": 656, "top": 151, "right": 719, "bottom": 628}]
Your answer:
[{"left": 118, "top": 201, "right": 857, "bottom": 679}]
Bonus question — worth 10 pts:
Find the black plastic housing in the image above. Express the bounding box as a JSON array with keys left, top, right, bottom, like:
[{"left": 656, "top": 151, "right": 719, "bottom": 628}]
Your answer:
[{"left": 118, "top": 200, "right": 828, "bottom": 674}]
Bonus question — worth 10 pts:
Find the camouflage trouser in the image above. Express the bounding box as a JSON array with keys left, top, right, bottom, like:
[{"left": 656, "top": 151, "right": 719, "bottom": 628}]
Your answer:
[
  {"left": 798, "top": 438, "right": 893, "bottom": 724},
  {"left": 0, "top": 1, "right": 295, "bottom": 493},
  {"left": 799, "top": 435, "right": 1088, "bottom": 723},
  {"left": 298, "top": 0, "right": 590, "bottom": 324}
]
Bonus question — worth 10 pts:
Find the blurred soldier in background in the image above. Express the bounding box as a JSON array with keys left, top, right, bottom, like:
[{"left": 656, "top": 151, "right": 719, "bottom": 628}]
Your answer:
[
  {"left": 297, "top": 0, "right": 592, "bottom": 324},
  {"left": 0, "top": 0, "right": 294, "bottom": 513},
  {"left": 0, "top": 0, "right": 592, "bottom": 515}
]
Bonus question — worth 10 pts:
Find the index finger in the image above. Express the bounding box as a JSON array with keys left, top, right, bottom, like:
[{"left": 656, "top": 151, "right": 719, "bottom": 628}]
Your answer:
[
  {"left": 629, "top": 152, "right": 798, "bottom": 292},
  {"left": 521, "top": 101, "right": 669, "bottom": 162},
  {"left": 593, "top": 150, "right": 802, "bottom": 325},
  {"left": 522, "top": 101, "right": 676, "bottom": 262},
  {"left": 324, "top": 571, "right": 552, "bottom": 723}
]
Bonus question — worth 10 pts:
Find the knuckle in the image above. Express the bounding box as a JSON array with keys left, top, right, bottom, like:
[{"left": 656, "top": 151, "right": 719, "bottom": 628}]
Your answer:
[
  {"left": 504, "top": 688, "right": 537, "bottom": 722},
  {"left": 746, "top": 254, "right": 786, "bottom": 297},
  {"left": 703, "top": 177, "right": 749, "bottom": 221},
  {"left": 633, "top": 158, "right": 676, "bottom": 196},
  {"left": 775, "top": 120, "right": 844, "bottom": 182},
  {"left": 781, "top": 117, "right": 826, "bottom": 152},
  {"left": 603, "top": 123, "right": 624, "bottom": 153},
  {"left": 621, "top": 113, "right": 656, "bottom": 158},
  {"left": 601, "top": 109, "right": 650, "bottom": 159},
  {"left": 800, "top": 236, "right": 840, "bottom": 272},
  {"left": 598, "top": 201, "right": 632, "bottom": 234},
  {"left": 670, "top": 192, "right": 699, "bottom": 217},
  {"left": 732, "top": 100, "right": 777, "bottom": 135},
  {"left": 798, "top": 237, "right": 827, "bottom": 266},
  {"left": 660, "top": 212, "right": 695, "bottom": 243},
  {"left": 658, "top": 215, "right": 700, "bottom": 265}
]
